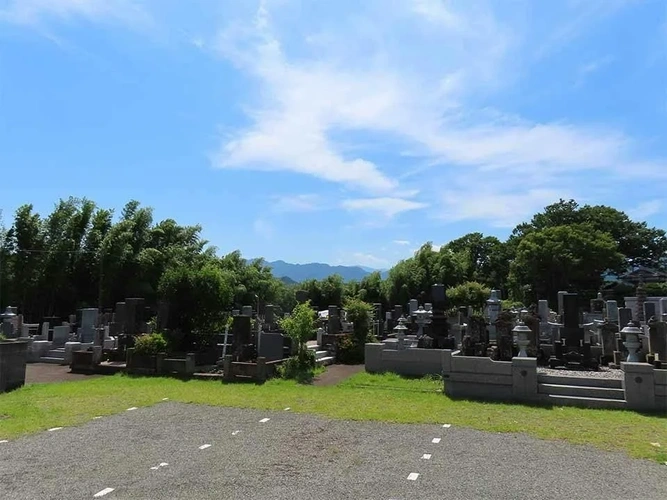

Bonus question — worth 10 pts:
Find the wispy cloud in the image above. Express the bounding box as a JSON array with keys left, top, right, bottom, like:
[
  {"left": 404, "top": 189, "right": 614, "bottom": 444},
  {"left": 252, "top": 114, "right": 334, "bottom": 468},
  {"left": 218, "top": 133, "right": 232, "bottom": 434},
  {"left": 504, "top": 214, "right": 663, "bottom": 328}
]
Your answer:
[
  {"left": 271, "top": 194, "right": 322, "bottom": 213},
  {"left": 575, "top": 55, "right": 614, "bottom": 86},
  {"left": 628, "top": 200, "right": 663, "bottom": 220},
  {"left": 393, "top": 240, "right": 411, "bottom": 246},
  {"left": 342, "top": 198, "right": 427, "bottom": 219}
]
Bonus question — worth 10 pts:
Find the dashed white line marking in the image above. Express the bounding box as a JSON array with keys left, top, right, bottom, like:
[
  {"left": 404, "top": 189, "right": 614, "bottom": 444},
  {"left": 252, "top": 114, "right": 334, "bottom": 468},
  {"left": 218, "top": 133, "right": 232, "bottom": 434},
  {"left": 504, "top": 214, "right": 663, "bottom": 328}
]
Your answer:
[
  {"left": 150, "top": 466, "right": 159, "bottom": 470},
  {"left": 259, "top": 418, "right": 270, "bottom": 423},
  {"left": 162, "top": 398, "right": 169, "bottom": 401},
  {"left": 284, "top": 407, "right": 291, "bottom": 411},
  {"left": 93, "top": 417, "right": 102, "bottom": 420},
  {"left": 150, "top": 462, "right": 169, "bottom": 470},
  {"left": 442, "top": 424, "right": 451, "bottom": 428},
  {"left": 431, "top": 438, "right": 441, "bottom": 444},
  {"left": 232, "top": 430, "right": 241, "bottom": 436},
  {"left": 407, "top": 473, "right": 420, "bottom": 481},
  {"left": 0, "top": 440, "right": 8, "bottom": 444},
  {"left": 126, "top": 407, "right": 138, "bottom": 411},
  {"left": 199, "top": 444, "right": 212, "bottom": 450},
  {"left": 48, "top": 427, "right": 63, "bottom": 432},
  {"left": 93, "top": 487, "right": 115, "bottom": 497},
  {"left": 421, "top": 454, "right": 432, "bottom": 460}
]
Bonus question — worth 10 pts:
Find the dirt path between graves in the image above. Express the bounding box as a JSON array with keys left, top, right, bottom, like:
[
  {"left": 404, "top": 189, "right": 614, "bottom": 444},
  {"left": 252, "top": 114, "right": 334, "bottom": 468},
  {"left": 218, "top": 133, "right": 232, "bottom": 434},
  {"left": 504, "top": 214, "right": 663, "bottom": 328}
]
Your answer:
[
  {"left": 25, "top": 363, "right": 102, "bottom": 384},
  {"left": 312, "top": 364, "right": 364, "bottom": 386}
]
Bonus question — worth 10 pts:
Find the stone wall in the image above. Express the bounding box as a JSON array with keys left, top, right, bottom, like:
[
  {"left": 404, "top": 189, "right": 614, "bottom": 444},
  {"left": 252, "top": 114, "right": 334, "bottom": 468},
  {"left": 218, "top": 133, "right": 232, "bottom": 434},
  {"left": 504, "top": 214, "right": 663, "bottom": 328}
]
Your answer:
[
  {"left": 365, "top": 343, "right": 446, "bottom": 376},
  {"left": 0, "top": 340, "right": 28, "bottom": 393}
]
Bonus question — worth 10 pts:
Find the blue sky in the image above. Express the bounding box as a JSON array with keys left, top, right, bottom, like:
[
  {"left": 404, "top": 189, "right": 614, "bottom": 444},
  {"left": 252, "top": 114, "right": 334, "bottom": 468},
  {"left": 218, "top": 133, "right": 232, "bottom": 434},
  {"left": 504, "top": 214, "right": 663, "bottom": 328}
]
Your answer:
[{"left": 1, "top": 0, "right": 666, "bottom": 269}]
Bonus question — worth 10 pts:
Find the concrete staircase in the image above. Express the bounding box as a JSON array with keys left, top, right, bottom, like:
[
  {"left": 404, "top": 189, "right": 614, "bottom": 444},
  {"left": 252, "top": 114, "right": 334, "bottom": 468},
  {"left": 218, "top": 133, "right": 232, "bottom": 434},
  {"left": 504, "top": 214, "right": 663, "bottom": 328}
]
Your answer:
[
  {"left": 538, "top": 374, "right": 626, "bottom": 409},
  {"left": 40, "top": 347, "right": 67, "bottom": 365},
  {"left": 307, "top": 344, "right": 334, "bottom": 366}
]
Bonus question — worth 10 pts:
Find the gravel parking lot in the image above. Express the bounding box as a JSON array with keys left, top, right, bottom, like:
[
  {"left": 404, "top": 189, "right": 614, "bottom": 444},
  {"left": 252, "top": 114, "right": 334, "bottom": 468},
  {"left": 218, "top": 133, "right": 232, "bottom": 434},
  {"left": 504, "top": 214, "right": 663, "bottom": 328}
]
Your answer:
[{"left": 1, "top": 402, "right": 665, "bottom": 500}]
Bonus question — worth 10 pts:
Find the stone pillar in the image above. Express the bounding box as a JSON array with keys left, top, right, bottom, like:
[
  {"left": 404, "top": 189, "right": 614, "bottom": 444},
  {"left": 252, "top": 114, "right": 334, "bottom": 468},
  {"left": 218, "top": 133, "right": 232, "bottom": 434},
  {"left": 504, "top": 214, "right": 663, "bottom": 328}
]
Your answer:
[
  {"left": 606, "top": 300, "right": 619, "bottom": 324},
  {"left": 256, "top": 356, "right": 267, "bottom": 382},
  {"left": 622, "top": 362, "right": 656, "bottom": 411},
  {"left": 557, "top": 291, "right": 567, "bottom": 319},
  {"left": 511, "top": 357, "right": 538, "bottom": 401}
]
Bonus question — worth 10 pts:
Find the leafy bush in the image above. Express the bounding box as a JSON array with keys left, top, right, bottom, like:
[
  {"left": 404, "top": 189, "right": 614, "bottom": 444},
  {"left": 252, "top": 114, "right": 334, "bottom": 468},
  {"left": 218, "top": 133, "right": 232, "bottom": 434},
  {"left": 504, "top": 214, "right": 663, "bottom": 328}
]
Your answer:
[
  {"left": 446, "top": 281, "right": 491, "bottom": 310},
  {"left": 501, "top": 299, "right": 524, "bottom": 310},
  {"left": 279, "top": 301, "right": 316, "bottom": 355},
  {"left": 0, "top": 333, "right": 7, "bottom": 341},
  {"left": 279, "top": 349, "right": 317, "bottom": 383},
  {"left": 133, "top": 333, "right": 168, "bottom": 356},
  {"left": 335, "top": 334, "right": 367, "bottom": 365}
]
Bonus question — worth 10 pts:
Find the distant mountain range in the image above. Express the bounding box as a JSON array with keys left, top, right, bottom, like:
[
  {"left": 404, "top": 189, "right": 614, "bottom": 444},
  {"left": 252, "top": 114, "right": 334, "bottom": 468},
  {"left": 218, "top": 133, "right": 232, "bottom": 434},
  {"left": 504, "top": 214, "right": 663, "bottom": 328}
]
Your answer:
[{"left": 266, "top": 260, "right": 389, "bottom": 283}]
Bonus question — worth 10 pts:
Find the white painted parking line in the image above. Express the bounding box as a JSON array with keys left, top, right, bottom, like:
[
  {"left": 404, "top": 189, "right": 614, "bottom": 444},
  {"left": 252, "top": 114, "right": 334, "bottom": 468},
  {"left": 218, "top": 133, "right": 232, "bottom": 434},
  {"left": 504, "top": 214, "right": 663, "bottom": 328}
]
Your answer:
[
  {"left": 284, "top": 407, "right": 291, "bottom": 411},
  {"left": 150, "top": 462, "right": 169, "bottom": 470},
  {"left": 162, "top": 398, "right": 169, "bottom": 401},
  {"left": 421, "top": 454, "right": 432, "bottom": 460},
  {"left": 442, "top": 424, "right": 451, "bottom": 428},
  {"left": 199, "top": 444, "right": 212, "bottom": 450},
  {"left": 93, "top": 417, "right": 102, "bottom": 420},
  {"left": 93, "top": 487, "right": 115, "bottom": 497},
  {"left": 259, "top": 418, "right": 270, "bottom": 423},
  {"left": 232, "top": 430, "right": 241, "bottom": 436},
  {"left": 48, "top": 427, "right": 63, "bottom": 432},
  {"left": 407, "top": 473, "right": 420, "bottom": 481},
  {"left": 0, "top": 440, "right": 8, "bottom": 444},
  {"left": 432, "top": 438, "right": 441, "bottom": 444},
  {"left": 126, "top": 407, "right": 138, "bottom": 411}
]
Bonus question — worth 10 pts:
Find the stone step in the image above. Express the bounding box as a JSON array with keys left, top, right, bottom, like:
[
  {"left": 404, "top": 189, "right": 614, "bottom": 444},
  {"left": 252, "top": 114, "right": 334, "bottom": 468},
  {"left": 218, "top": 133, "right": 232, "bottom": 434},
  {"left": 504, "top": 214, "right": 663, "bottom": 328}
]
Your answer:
[
  {"left": 537, "top": 374, "right": 622, "bottom": 389},
  {"left": 540, "top": 394, "right": 627, "bottom": 410},
  {"left": 316, "top": 356, "right": 335, "bottom": 367},
  {"left": 39, "top": 357, "right": 68, "bottom": 365},
  {"left": 314, "top": 350, "right": 330, "bottom": 360},
  {"left": 538, "top": 383, "right": 625, "bottom": 400},
  {"left": 45, "top": 350, "right": 66, "bottom": 359}
]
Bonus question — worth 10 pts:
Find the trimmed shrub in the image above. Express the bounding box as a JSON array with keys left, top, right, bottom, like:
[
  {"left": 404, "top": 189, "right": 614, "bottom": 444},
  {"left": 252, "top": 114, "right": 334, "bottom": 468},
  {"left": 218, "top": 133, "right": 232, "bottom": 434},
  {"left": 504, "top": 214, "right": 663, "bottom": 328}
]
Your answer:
[{"left": 133, "top": 333, "right": 168, "bottom": 356}]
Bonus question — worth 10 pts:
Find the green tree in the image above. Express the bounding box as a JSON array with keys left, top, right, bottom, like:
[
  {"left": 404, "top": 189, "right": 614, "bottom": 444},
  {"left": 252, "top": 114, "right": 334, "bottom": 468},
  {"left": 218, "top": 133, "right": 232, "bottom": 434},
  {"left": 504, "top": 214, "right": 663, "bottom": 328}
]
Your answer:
[
  {"left": 279, "top": 301, "right": 316, "bottom": 355},
  {"left": 508, "top": 224, "right": 625, "bottom": 305}
]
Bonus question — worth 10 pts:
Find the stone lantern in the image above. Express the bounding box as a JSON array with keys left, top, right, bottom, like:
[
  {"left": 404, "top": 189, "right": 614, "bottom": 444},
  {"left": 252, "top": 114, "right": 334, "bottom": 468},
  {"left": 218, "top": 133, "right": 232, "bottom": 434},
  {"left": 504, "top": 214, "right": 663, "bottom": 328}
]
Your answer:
[
  {"left": 513, "top": 320, "right": 532, "bottom": 358},
  {"left": 393, "top": 316, "right": 409, "bottom": 350},
  {"left": 414, "top": 306, "right": 432, "bottom": 338},
  {"left": 0, "top": 306, "right": 16, "bottom": 338},
  {"left": 621, "top": 321, "right": 643, "bottom": 363}
]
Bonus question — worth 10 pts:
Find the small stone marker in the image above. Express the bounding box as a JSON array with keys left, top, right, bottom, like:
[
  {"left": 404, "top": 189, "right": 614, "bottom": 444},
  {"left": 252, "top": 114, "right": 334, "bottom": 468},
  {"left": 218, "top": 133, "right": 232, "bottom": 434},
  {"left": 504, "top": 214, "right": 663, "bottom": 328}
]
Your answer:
[
  {"left": 407, "top": 473, "right": 420, "bottom": 481},
  {"left": 431, "top": 438, "right": 441, "bottom": 444},
  {"left": 162, "top": 398, "right": 169, "bottom": 401},
  {"left": 259, "top": 418, "right": 270, "bottom": 423},
  {"left": 421, "top": 454, "right": 432, "bottom": 460},
  {"left": 93, "top": 488, "right": 115, "bottom": 498},
  {"left": 199, "top": 444, "right": 212, "bottom": 450},
  {"left": 48, "top": 427, "right": 63, "bottom": 432}
]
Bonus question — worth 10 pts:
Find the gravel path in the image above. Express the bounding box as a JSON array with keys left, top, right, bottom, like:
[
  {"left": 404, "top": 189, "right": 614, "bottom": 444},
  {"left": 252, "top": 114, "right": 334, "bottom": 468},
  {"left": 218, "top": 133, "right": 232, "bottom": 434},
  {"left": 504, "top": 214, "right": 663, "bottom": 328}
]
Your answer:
[
  {"left": 537, "top": 366, "right": 624, "bottom": 379},
  {"left": 1, "top": 403, "right": 665, "bottom": 500}
]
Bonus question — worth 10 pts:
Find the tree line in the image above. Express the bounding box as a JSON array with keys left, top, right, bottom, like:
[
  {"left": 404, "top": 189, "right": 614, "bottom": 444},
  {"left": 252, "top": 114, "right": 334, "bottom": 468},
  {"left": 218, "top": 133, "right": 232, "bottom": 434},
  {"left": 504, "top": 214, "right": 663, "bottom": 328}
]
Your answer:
[{"left": 1, "top": 198, "right": 666, "bottom": 328}]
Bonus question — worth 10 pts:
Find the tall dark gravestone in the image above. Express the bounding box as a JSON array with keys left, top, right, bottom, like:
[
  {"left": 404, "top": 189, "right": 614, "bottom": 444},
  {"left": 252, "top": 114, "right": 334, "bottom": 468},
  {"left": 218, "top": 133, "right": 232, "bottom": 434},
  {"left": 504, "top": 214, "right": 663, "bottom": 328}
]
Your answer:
[{"left": 429, "top": 284, "right": 452, "bottom": 349}]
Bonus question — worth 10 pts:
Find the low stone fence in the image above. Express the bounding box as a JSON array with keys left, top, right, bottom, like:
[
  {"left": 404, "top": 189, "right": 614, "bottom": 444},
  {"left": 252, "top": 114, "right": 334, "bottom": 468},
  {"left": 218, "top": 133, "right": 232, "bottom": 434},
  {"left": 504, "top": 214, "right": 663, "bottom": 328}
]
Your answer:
[
  {"left": 222, "top": 355, "right": 282, "bottom": 382},
  {"left": 125, "top": 349, "right": 196, "bottom": 376},
  {"left": 0, "top": 340, "right": 28, "bottom": 393},
  {"left": 365, "top": 343, "right": 445, "bottom": 376},
  {"left": 443, "top": 351, "right": 538, "bottom": 403},
  {"left": 622, "top": 362, "right": 667, "bottom": 412}
]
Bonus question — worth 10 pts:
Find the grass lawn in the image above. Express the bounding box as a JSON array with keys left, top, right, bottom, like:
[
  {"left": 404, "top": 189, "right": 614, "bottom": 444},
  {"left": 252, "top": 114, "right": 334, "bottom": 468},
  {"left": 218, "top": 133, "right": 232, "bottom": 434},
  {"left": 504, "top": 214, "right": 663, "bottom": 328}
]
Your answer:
[{"left": 1, "top": 371, "right": 665, "bottom": 463}]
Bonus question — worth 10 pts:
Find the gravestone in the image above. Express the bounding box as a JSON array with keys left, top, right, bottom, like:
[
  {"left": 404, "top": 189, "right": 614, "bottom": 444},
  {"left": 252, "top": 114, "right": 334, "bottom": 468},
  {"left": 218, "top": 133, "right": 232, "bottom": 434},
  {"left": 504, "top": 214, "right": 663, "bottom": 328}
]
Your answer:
[
  {"left": 549, "top": 293, "right": 598, "bottom": 369},
  {"left": 393, "top": 305, "right": 403, "bottom": 321},
  {"left": 494, "top": 310, "right": 514, "bottom": 361},
  {"left": 606, "top": 300, "right": 619, "bottom": 323},
  {"left": 648, "top": 320, "right": 667, "bottom": 361},
  {"left": 644, "top": 302, "right": 657, "bottom": 321},
  {"left": 328, "top": 305, "right": 340, "bottom": 335},
  {"left": 557, "top": 291, "right": 567, "bottom": 319},
  {"left": 258, "top": 332, "right": 284, "bottom": 361},
  {"left": 114, "top": 302, "right": 127, "bottom": 332},
  {"left": 619, "top": 308, "right": 632, "bottom": 327},
  {"left": 124, "top": 298, "right": 145, "bottom": 336},
  {"left": 79, "top": 308, "right": 98, "bottom": 343},
  {"left": 429, "top": 284, "right": 452, "bottom": 348},
  {"left": 265, "top": 304, "right": 275, "bottom": 325},
  {"left": 409, "top": 299, "right": 418, "bottom": 315},
  {"left": 523, "top": 313, "right": 540, "bottom": 353},
  {"left": 487, "top": 290, "right": 502, "bottom": 341},
  {"left": 635, "top": 282, "right": 647, "bottom": 323},
  {"left": 661, "top": 298, "right": 667, "bottom": 321},
  {"left": 590, "top": 292, "right": 605, "bottom": 314},
  {"left": 52, "top": 326, "right": 70, "bottom": 347},
  {"left": 231, "top": 315, "right": 253, "bottom": 360},
  {"left": 241, "top": 305, "right": 253, "bottom": 317},
  {"left": 599, "top": 321, "right": 619, "bottom": 362}
]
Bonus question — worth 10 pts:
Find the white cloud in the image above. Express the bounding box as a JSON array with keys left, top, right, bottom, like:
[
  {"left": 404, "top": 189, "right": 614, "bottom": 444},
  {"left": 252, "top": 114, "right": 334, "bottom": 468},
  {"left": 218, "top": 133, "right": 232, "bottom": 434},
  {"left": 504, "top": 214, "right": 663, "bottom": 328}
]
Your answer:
[
  {"left": 342, "top": 198, "right": 427, "bottom": 219},
  {"left": 0, "top": 0, "right": 151, "bottom": 28},
  {"left": 271, "top": 194, "right": 322, "bottom": 213},
  {"left": 338, "top": 252, "right": 390, "bottom": 269},
  {"left": 439, "top": 188, "right": 571, "bottom": 228},
  {"left": 628, "top": 200, "right": 663, "bottom": 220},
  {"left": 393, "top": 240, "right": 411, "bottom": 246}
]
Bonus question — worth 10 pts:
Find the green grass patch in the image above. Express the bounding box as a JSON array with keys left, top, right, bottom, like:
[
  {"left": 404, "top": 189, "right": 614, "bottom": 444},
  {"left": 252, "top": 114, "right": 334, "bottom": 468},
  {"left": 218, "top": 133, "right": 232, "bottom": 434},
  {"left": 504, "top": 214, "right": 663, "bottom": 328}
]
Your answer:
[{"left": 1, "top": 372, "right": 665, "bottom": 463}]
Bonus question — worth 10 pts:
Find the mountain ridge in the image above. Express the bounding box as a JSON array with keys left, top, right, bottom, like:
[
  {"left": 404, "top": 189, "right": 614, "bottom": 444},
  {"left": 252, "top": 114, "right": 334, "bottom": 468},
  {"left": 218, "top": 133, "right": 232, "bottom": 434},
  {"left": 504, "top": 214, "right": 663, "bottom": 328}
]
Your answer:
[{"left": 265, "top": 260, "right": 389, "bottom": 283}]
